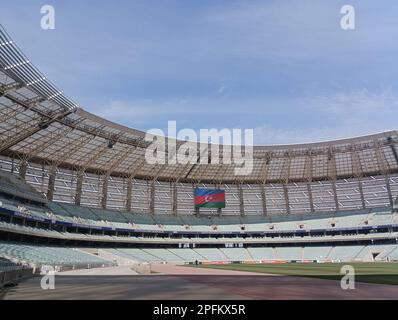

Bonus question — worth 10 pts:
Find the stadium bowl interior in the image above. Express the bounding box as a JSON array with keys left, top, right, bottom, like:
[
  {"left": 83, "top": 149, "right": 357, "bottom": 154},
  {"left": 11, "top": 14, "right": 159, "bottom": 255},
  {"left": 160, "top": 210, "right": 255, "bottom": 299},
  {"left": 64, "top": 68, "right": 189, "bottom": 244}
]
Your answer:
[{"left": 0, "top": 24, "right": 398, "bottom": 299}]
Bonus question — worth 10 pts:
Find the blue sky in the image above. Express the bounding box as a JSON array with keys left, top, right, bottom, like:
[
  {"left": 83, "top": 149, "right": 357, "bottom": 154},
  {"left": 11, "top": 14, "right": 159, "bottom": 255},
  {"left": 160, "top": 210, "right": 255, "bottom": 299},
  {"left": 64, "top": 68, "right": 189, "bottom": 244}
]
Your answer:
[{"left": 1, "top": 0, "right": 397, "bottom": 144}]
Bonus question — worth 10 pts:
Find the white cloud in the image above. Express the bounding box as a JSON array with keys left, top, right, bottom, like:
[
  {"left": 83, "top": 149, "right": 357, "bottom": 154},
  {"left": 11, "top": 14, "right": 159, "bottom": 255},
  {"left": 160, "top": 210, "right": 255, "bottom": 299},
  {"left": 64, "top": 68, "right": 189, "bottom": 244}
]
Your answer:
[
  {"left": 254, "top": 89, "right": 398, "bottom": 145},
  {"left": 93, "top": 96, "right": 269, "bottom": 123},
  {"left": 303, "top": 88, "right": 398, "bottom": 115},
  {"left": 218, "top": 85, "right": 227, "bottom": 94}
]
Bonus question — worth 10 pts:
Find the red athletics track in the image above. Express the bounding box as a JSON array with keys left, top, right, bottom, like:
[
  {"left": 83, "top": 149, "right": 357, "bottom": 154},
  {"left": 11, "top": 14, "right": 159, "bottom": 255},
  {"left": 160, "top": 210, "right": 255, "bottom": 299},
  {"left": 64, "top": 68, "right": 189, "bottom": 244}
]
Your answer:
[{"left": 2, "top": 264, "right": 398, "bottom": 300}]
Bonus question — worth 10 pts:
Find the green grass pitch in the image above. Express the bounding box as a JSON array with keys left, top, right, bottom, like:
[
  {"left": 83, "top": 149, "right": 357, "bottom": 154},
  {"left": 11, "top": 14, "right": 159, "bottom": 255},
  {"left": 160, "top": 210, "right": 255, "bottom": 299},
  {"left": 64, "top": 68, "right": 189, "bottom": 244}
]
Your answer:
[{"left": 198, "top": 262, "right": 398, "bottom": 285}]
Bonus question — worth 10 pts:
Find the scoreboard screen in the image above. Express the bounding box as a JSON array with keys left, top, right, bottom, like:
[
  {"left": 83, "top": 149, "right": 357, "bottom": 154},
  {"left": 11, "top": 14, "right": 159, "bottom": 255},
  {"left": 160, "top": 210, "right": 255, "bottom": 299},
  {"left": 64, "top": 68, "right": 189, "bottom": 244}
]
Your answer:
[{"left": 194, "top": 189, "right": 226, "bottom": 209}]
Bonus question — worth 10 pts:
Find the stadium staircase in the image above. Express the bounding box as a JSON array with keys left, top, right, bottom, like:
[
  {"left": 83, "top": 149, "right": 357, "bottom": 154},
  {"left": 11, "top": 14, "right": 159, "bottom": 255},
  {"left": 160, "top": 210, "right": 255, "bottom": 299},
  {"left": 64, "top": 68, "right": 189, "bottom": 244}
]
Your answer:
[
  {"left": 76, "top": 248, "right": 115, "bottom": 264},
  {"left": 246, "top": 248, "right": 255, "bottom": 261},
  {"left": 271, "top": 247, "right": 277, "bottom": 260},
  {"left": 191, "top": 249, "right": 208, "bottom": 261},
  {"left": 165, "top": 249, "right": 186, "bottom": 261},
  {"left": 384, "top": 246, "right": 398, "bottom": 261},
  {"left": 97, "top": 249, "right": 137, "bottom": 266},
  {"left": 353, "top": 246, "right": 368, "bottom": 261},
  {"left": 325, "top": 247, "right": 335, "bottom": 260}
]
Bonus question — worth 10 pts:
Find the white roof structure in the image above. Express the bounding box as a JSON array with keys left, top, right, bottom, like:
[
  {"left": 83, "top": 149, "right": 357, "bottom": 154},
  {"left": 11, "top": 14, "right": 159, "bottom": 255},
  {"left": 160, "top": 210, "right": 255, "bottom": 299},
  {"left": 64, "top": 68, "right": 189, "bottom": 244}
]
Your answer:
[{"left": 0, "top": 24, "right": 397, "bottom": 216}]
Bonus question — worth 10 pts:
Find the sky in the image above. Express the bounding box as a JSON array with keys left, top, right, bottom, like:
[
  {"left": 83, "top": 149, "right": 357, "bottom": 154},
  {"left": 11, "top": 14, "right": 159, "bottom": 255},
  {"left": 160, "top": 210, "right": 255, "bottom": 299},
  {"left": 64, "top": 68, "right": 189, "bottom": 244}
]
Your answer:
[{"left": 0, "top": 0, "right": 397, "bottom": 145}]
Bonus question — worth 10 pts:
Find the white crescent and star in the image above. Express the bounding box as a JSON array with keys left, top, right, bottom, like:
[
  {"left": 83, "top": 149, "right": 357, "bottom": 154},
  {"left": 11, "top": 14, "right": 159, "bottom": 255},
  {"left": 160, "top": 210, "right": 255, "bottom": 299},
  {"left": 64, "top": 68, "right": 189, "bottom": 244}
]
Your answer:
[{"left": 204, "top": 196, "right": 214, "bottom": 202}]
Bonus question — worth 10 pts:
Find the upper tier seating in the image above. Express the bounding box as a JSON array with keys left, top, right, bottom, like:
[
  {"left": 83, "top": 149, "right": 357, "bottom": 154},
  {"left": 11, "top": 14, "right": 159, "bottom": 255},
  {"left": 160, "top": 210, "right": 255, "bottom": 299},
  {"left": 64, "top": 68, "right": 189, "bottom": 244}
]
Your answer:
[
  {"left": 0, "top": 170, "right": 47, "bottom": 204},
  {"left": 0, "top": 190, "right": 395, "bottom": 234}
]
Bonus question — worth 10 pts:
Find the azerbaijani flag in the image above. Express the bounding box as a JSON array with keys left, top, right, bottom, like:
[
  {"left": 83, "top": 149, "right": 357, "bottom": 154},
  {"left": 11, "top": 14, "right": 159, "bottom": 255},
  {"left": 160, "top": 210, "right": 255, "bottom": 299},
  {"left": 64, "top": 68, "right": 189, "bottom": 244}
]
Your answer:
[{"left": 194, "top": 188, "right": 226, "bottom": 209}]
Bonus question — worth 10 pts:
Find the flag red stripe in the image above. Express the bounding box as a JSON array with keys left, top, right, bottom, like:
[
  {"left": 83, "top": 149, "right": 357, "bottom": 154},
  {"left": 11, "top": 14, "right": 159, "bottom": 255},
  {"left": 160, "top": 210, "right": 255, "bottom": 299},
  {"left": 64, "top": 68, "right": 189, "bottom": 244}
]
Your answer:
[{"left": 194, "top": 194, "right": 225, "bottom": 204}]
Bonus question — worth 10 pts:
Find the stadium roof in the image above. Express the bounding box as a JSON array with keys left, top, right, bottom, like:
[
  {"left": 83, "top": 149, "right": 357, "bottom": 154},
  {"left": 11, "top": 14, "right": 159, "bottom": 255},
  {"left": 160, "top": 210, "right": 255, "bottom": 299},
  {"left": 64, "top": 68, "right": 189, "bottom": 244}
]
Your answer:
[{"left": 0, "top": 24, "right": 397, "bottom": 183}]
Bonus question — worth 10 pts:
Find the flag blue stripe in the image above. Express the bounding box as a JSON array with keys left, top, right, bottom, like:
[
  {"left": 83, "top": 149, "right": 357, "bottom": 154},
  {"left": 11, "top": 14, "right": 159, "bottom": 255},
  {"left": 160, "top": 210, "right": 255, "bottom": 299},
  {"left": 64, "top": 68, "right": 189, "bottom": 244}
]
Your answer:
[{"left": 194, "top": 188, "right": 224, "bottom": 196}]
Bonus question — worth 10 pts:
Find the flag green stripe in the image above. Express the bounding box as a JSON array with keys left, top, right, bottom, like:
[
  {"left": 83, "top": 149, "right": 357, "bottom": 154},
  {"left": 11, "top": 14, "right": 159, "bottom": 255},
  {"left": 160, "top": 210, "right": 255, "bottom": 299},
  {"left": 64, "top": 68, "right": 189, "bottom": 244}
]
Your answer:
[{"left": 195, "top": 202, "right": 225, "bottom": 209}]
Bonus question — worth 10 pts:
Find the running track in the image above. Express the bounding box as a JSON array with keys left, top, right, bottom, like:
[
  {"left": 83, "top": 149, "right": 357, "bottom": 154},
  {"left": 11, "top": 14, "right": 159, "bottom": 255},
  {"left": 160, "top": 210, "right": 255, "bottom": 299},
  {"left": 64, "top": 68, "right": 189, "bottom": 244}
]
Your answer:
[{"left": 2, "top": 264, "right": 398, "bottom": 300}]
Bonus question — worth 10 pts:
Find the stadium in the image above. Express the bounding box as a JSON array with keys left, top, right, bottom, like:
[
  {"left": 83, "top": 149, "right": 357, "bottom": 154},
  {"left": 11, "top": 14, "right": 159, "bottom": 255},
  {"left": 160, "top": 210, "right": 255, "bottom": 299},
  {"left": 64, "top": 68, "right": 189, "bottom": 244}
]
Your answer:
[{"left": 0, "top": 20, "right": 398, "bottom": 301}]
